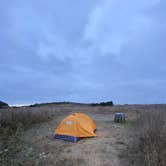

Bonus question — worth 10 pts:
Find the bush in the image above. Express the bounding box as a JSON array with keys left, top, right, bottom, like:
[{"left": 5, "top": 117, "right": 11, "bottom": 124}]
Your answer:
[
  {"left": 0, "top": 108, "right": 52, "bottom": 135},
  {"left": 0, "top": 108, "right": 53, "bottom": 165},
  {"left": 127, "top": 110, "right": 166, "bottom": 166},
  {"left": 90, "top": 101, "right": 114, "bottom": 106}
]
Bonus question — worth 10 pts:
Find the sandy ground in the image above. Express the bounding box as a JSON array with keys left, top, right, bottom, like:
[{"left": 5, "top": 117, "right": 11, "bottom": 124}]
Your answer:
[{"left": 20, "top": 105, "right": 140, "bottom": 166}]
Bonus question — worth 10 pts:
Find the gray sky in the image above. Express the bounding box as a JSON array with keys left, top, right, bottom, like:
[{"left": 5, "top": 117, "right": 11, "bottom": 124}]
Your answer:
[{"left": 1, "top": 0, "right": 166, "bottom": 105}]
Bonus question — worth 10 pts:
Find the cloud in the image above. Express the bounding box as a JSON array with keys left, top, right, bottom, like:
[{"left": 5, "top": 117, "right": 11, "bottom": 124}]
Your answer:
[
  {"left": 0, "top": 0, "right": 166, "bottom": 104},
  {"left": 83, "top": 0, "right": 161, "bottom": 54}
]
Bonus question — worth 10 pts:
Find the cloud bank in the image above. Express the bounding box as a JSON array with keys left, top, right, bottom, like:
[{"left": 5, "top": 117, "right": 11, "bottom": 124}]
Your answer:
[{"left": 0, "top": 0, "right": 166, "bottom": 104}]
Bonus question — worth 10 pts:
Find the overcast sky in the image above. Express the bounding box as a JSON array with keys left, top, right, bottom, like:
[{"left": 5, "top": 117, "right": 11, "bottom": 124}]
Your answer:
[{"left": 0, "top": 0, "right": 166, "bottom": 105}]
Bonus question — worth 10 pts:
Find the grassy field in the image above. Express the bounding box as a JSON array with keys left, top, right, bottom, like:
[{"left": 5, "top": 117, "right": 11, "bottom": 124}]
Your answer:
[{"left": 0, "top": 104, "right": 166, "bottom": 166}]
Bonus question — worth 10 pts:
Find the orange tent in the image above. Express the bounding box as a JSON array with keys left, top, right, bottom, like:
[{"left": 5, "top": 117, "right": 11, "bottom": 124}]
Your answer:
[{"left": 54, "top": 113, "right": 96, "bottom": 142}]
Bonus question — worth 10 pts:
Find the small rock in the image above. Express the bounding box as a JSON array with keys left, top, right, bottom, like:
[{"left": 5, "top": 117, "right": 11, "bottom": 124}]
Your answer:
[{"left": 4, "top": 149, "right": 8, "bottom": 152}]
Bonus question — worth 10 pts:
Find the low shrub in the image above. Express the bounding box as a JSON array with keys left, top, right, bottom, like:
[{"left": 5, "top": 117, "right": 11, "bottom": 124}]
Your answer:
[
  {"left": 0, "top": 108, "right": 53, "bottom": 165},
  {"left": 125, "top": 110, "right": 166, "bottom": 166},
  {"left": 0, "top": 108, "right": 52, "bottom": 135},
  {"left": 90, "top": 101, "right": 114, "bottom": 106}
]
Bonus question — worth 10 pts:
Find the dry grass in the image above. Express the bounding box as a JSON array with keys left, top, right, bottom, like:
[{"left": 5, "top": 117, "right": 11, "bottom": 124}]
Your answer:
[
  {"left": 138, "top": 110, "right": 166, "bottom": 166},
  {"left": 1, "top": 104, "right": 166, "bottom": 166},
  {"left": 124, "top": 110, "right": 166, "bottom": 166},
  {"left": 0, "top": 108, "right": 53, "bottom": 133},
  {"left": 0, "top": 107, "right": 54, "bottom": 166}
]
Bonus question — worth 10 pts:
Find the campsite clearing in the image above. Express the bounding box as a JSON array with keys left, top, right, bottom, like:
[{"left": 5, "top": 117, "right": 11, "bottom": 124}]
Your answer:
[
  {"left": 1, "top": 104, "right": 164, "bottom": 166},
  {"left": 20, "top": 104, "right": 138, "bottom": 166}
]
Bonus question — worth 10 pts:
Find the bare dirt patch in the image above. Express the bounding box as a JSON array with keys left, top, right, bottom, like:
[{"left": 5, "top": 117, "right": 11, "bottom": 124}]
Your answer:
[{"left": 18, "top": 105, "right": 139, "bottom": 166}]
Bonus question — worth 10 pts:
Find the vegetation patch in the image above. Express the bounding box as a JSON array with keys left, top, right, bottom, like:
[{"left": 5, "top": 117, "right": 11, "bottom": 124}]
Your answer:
[
  {"left": 90, "top": 101, "right": 114, "bottom": 106},
  {"left": 0, "top": 108, "right": 53, "bottom": 166},
  {"left": 122, "top": 110, "right": 166, "bottom": 166}
]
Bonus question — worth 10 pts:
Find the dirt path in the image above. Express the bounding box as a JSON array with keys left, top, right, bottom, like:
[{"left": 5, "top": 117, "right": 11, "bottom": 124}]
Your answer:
[{"left": 22, "top": 108, "right": 135, "bottom": 166}]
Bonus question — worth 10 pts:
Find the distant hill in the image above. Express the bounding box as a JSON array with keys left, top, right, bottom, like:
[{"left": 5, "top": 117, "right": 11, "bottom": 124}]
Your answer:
[
  {"left": 29, "top": 101, "right": 114, "bottom": 107},
  {"left": 29, "top": 101, "right": 84, "bottom": 107},
  {"left": 0, "top": 101, "right": 9, "bottom": 108}
]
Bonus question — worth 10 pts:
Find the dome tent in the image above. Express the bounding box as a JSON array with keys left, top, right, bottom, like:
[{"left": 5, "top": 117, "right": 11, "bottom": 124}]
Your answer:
[{"left": 54, "top": 113, "right": 96, "bottom": 142}]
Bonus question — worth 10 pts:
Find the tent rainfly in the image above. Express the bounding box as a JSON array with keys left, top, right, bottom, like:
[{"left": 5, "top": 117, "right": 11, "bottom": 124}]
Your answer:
[{"left": 54, "top": 113, "right": 96, "bottom": 142}]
